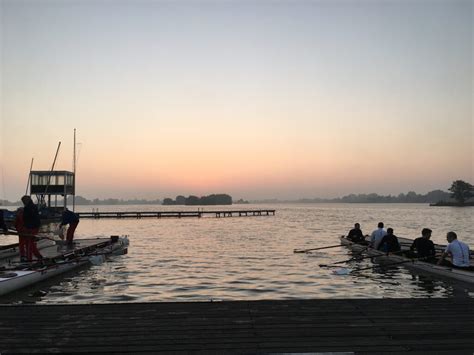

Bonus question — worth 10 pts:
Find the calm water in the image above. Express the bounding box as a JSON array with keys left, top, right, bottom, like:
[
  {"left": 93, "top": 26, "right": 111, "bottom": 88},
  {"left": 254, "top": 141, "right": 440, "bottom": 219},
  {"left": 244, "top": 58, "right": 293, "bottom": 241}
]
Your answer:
[{"left": 1, "top": 203, "right": 473, "bottom": 304}]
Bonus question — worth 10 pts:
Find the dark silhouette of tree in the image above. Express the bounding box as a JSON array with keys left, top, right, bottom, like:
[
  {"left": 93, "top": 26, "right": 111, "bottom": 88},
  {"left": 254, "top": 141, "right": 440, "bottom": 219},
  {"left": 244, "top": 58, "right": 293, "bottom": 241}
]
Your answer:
[
  {"left": 175, "top": 195, "right": 186, "bottom": 205},
  {"left": 448, "top": 180, "right": 474, "bottom": 205},
  {"left": 162, "top": 198, "right": 175, "bottom": 205},
  {"left": 163, "top": 194, "right": 233, "bottom": 205},
  {"left": 185, "top": 195, "right": 201, "bottom": 205},
  {"left": 425, "top": 190, "right": 449, "bottom": 202}
]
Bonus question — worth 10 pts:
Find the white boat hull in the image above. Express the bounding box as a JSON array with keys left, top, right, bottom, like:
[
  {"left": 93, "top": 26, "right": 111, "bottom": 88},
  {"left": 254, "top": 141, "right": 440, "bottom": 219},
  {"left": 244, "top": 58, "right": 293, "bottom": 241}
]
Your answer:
[
  {"left": 0, "top": 236, "right": 129, "bottom": 296},
  {"left": 0, "top": 259, "right": 89, "bottom": 296}
]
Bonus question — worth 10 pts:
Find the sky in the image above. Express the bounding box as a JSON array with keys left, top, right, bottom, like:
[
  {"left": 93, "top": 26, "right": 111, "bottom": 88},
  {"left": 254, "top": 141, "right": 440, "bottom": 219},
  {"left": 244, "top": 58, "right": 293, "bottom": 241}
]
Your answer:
[{"left": 0, "top": 0, "right": 472, "bottom": 201}]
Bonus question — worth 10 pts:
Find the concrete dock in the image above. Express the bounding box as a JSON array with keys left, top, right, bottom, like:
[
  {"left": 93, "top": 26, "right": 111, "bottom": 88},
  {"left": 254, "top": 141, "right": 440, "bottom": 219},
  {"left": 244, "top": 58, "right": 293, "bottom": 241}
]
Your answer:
[{"left": 0, "top": 298, "right": 473, "bottom": 353}]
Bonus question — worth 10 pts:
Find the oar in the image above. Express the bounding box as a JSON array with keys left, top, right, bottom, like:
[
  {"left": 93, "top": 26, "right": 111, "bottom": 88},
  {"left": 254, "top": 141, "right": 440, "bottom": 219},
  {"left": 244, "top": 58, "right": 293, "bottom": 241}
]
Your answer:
[
  {"left": 293, "top": 244, "right": 344, "bottom": 253},
  {"left": 354, "top": 245, "right": 370, "bottom": 255},
  {"left": 400, "top": 241, "right": 448, "bottom": 248},
  {"left": 1, "top": 230, "right": 57, "bottom": 242},
  {"left": 399, "top": 241, "right": 446, "bottom": 250},
  {"left": 333, "top": 255, "right": 432, "bottom": 275},
  {"left": 319, "top": 254, "right": 375, "bottom": 267}
]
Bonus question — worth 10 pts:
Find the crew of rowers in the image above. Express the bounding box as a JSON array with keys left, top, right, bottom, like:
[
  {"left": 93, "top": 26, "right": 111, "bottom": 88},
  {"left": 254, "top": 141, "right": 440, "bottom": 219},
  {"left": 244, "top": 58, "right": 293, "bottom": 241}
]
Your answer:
[{"left": 346, "top": 222, "right": 472, "bottom": 269}]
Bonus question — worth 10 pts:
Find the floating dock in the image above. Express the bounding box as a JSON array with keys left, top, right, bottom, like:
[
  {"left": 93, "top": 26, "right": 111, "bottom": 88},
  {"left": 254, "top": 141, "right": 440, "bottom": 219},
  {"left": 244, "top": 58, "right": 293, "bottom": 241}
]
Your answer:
[
  {"left": 0, "top": 298, "right": 473, "bottom": 353},
  {"left": 77, "top": 209, "right": 276, "bottom": 219}
]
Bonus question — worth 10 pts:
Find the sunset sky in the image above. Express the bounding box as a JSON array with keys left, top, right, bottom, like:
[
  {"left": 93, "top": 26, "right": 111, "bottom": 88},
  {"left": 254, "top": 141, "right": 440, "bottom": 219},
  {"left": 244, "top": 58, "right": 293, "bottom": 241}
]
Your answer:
[{"left": 1, "top": 0, "right": 472, "bottom": 201}]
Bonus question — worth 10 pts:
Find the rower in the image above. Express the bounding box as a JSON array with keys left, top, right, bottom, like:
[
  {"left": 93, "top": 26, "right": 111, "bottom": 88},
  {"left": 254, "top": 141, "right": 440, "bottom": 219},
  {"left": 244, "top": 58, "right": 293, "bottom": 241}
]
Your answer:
[
  {"left": 346, "top": 223, "right": 367, "bottom": 244},
  {"left": 370, "top": 222, "right": 387, "bottom": 249},
  {"left": 377, "top": 228, "right": 401, "bottom": 253},
  {"left": 437, "top": 231, "right": 471, "bottom": 269},
  {"left": 409, "top": 228, "right": 436, "bottom": 261}
]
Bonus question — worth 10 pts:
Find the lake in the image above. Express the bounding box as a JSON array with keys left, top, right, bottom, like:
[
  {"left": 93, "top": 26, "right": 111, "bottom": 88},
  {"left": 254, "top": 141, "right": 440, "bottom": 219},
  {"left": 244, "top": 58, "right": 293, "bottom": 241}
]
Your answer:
[{"left": 1, "top": 203, "right": 473, "bottom": 304}]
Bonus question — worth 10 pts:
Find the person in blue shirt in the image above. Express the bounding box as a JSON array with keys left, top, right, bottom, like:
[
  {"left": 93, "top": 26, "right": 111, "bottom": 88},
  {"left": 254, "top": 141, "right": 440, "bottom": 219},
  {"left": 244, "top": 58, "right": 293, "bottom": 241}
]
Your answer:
[
  {"left": 370, "top": 222, "right": 387, "bottom": 249},
  {"left": 437, "top": 231, "right": 471, "bottom": 268},
  {"left": 59, "top": 208, "right": 80, "bottom": 246}
]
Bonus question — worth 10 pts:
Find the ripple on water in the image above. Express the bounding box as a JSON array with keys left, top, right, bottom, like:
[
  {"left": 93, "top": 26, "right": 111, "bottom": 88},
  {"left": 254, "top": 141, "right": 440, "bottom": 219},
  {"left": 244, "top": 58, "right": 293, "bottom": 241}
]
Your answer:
[{"left": 1, "top": 203, "right": 473, "bottom": 304}]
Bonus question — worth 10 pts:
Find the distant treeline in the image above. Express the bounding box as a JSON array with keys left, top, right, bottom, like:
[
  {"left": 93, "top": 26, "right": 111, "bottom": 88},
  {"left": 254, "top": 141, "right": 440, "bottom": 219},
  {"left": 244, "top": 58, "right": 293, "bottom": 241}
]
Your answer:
[
  {"left": 163, "top": 194, "right": 232, "bottom": 206},
  {"left": 0, "top": 196, "right": 162, "bottom": 206},
  {"left": 0, "top": 189, "right": 460, "bottom": 206},
  {"left": 254, "top": 190, "right": 453, "bottom": 204}
]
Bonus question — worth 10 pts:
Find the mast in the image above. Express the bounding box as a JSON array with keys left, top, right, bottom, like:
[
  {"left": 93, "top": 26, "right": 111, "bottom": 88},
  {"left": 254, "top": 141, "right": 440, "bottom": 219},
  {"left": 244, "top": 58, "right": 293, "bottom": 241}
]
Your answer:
[
  {"left": 25, "top": 157, "right": 34, "bottom": 195},
  {"left": 73, "top": 128, "right": 76, "bottom": 211},
  {"left": 43, "top": 142, "right": 61, "bottom": 206}
]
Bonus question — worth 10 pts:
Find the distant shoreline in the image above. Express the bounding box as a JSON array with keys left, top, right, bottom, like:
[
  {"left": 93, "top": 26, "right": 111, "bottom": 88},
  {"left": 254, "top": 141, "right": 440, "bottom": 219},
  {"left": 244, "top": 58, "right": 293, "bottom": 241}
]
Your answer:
[
  {"left": 2, "top": 201, "right": 470, "bottom": 207},
  {"left": 429, "top": 201, "right": 474, "bottom": 207},
  {"left": 1, "top": 188, "right": 471, "bottom": 207}
]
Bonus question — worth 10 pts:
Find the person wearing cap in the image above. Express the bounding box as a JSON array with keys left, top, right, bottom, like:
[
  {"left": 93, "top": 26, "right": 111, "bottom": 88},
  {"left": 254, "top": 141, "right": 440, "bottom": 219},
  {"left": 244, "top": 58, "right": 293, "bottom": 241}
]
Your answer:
[{"left": 437, "top": 231, "right": 470, "bottom": 268}]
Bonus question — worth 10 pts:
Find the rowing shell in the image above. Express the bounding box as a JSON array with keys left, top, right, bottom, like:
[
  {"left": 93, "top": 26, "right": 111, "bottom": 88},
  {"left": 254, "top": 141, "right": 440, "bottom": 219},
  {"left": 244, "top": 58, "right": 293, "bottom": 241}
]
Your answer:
[
  {"left": 340, "top": 236, "right": 474, "bottom": 284},
  {"left": 0, "top": 236, "right": 129, "bottom": 296}
]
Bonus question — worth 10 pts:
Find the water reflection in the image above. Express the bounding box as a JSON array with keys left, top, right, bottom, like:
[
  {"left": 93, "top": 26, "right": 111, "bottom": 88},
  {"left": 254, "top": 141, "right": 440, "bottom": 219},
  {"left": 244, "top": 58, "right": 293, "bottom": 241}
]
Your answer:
[{"left": 0, "top": 203, "right": 473, "bottom": 303}]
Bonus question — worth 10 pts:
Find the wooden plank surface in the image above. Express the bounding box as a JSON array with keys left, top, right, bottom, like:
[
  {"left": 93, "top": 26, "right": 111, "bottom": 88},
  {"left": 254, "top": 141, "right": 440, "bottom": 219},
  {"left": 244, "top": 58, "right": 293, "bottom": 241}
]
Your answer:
[{"left": 0, "top": 298, "right": 473, "bottom": 353}]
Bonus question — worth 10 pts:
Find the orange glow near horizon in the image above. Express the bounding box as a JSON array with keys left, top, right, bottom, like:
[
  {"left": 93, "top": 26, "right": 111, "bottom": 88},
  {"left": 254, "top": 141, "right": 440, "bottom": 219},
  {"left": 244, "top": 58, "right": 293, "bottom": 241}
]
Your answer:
[{"left": 1, "top": 1, "right": 472, "bottom": 200}]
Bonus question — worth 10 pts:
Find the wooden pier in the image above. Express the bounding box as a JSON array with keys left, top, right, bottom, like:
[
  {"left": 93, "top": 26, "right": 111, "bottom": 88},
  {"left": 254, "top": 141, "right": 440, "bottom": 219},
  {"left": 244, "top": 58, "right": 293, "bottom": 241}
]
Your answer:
[
  {"left": 0, "top": 298, "right": 473, "bottom": 353},
  {"left": 77, "top": 209, "right": 276, "bottom": 219}
]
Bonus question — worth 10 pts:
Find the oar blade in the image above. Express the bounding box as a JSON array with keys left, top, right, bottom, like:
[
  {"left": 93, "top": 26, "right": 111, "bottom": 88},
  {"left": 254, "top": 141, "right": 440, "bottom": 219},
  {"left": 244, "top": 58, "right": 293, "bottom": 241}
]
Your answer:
[
  {"left": 333, "top": 268, "right": 351, "bottom": 275},
  {"left": 89, "top": 254, "right": 106, "bottom": 266}
]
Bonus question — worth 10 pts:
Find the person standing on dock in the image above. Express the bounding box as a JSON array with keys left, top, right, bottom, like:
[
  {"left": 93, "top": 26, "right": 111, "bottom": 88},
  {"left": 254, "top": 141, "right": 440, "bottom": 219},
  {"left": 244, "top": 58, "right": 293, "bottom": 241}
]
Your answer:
[
  {"left": 21, "top": 195, "right": 43, "bottom": 261},
  {"left": 59, "top": 208, "right": 80, "bottom": 246},
  {"left": 370, "top": 222, "right": 387, "bottom": 249},
  {"left": 13, "top": 207, "right": 28, "bottom": 262},
  {"left": 0, "top": 209, "right": 8, "bottom": 233},
  {"left": 437, "top": 231, "right": 471, "bottom": 268}
]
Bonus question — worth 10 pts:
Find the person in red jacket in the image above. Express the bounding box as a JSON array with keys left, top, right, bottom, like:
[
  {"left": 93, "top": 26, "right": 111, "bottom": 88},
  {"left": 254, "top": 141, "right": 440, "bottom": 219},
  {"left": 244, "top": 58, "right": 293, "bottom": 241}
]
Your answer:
[
  {"left": 21, "top": 195, "right": 43, "bottom": 261},
  {"left": 14, "top": 207, "right": 28, "bottom": 262}
]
